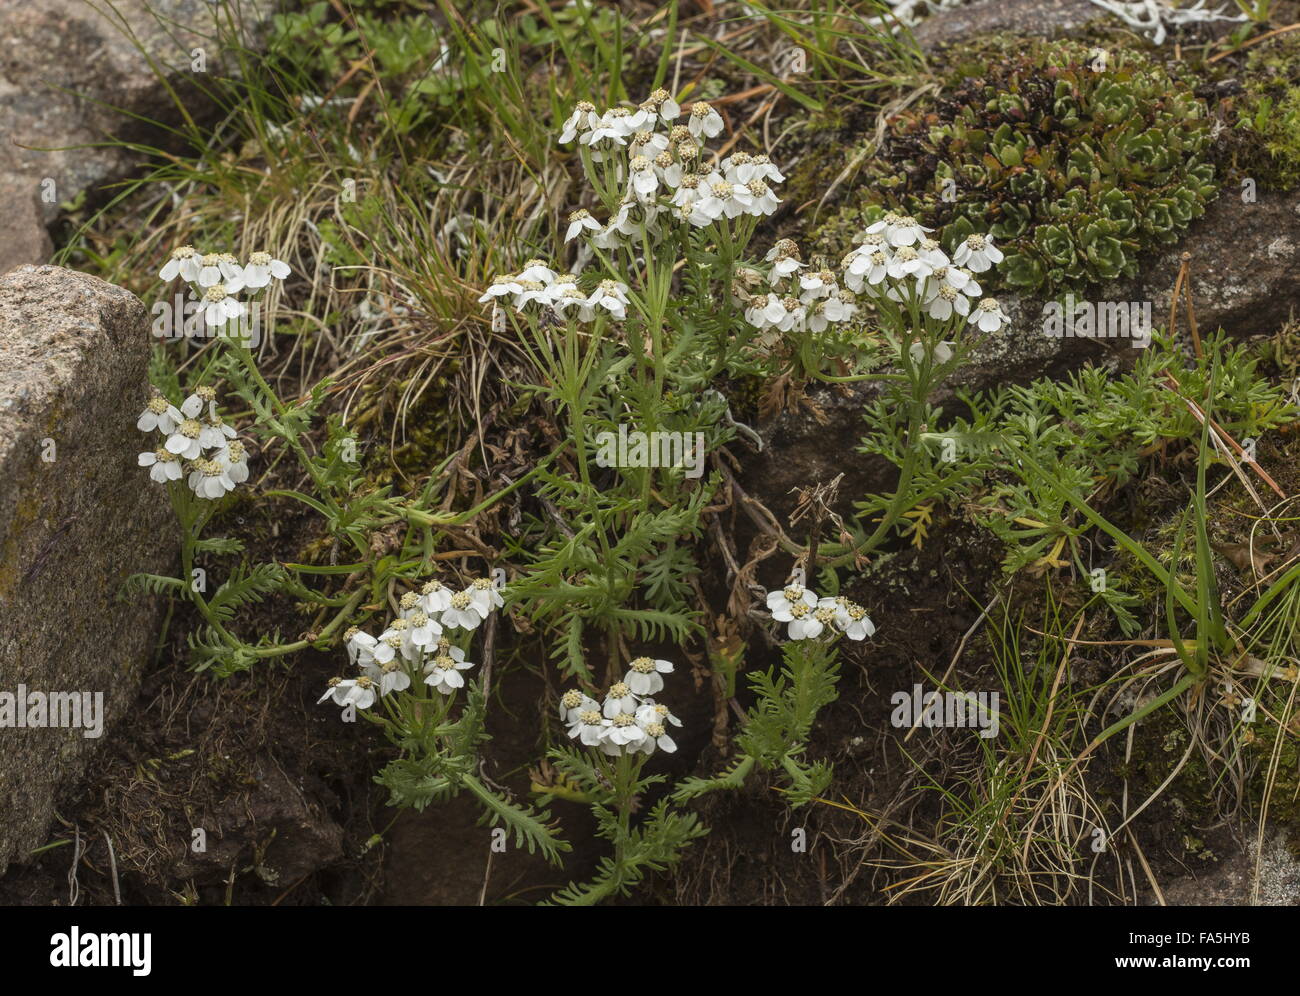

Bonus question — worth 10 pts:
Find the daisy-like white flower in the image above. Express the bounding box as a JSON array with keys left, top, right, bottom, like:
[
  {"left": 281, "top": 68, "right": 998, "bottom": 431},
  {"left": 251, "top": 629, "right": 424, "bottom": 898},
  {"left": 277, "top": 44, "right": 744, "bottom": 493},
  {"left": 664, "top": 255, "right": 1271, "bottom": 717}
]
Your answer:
[
  {"left": 198, "top": 283, "right": 245, "bottom": 328},
  {"left": 952, "top": 233, "right": 1004, "bottom": 273},
  {"left": 343, "top": 627, "right": 378, "bottom": 667},
  {"left": 467, "top": 576, "right": 504, "bottom": 616},
  {"left": 773, "top": 598, "right": 820, "bottom": 640},
  {"left": 689, "top": 176, "right": 739, "bottom": 225},
  {"left": 362, "top": 656, "right": 411, "bottom": 696},
  {"left": 432, "top": 636, "right": 466, "bottom": 666},
  {"left": 376, "top": 618, "right": 420, "bottom": 663},
  {"left": 633, "top": 716, "right": 677, "bottom": 754},
  {"left": 866, "top": 212, "right": 932, "bottom": 248},
  {"left": 565, "top": 209, "right": 602, "bottom": 242},
  {"left": 401, "top": 610, "right": 442, "bottom": 656},
  {"left": 217, "top": 439, "right": 250, "bottom": 485},
  {"left": 916, "top": 237, "right": 951, "bottom": 269},
  {"left": 748, "top": 154, "right": 785, "bottom": 184},
  {"left": 648, "top": 87, "right": 681, "bottom": 123},
  {"left": 197, "top": 252, "right": 244, "bottom": 289},
  {"left": 559, "top": 689, "right": 599, "bottom": 725},
  {"left": 424, "top": 650, "right": 475, "bottom": 695},
  {"left": 909, "top": 340, "right": 956, "bottom": 366},
  {"left": 318, "top": 675, "right": 378, "bottom": 710},
  {"left": 198, "top": 413, "right": 237, "bottom": 450},
  {"left": 180, "top": 385, "right": 218, "bottom": 419},
  {"left": 886, "top": 245, "right": 932, "bottom": 281},
  {"left": 138, "top": 447, "right": 183, "bottom": 483},
  {"left": 625, "top": 656, "right": 673, "bottom": 695},
  {"left": 164, "top": 418, "right": 204, "bottom": 460},
  {"left": 559, "top": 100, "right": 600, "bottom": 143},
  {"left": 767, "top": 581, "right": 817, "bottom": 617},
  {"left": 602, "top": 681, "right": 639, "bottom": 719},
  {"left": 921, "top": 281, "right": 972, "bottom": 321},
  {"left": 242, "top": 250, "right": 291, "bottom": 288},
  {"left": 553, "top": 284, "right": 597, "bottom": 321},
  {"left": 628, "top": 154, "right": 661, "bottom": 202},
  {"left": 652, "top": 150, "right": 683, "bottom": 189},
  {"left": 670, "top": 174, "right": 706, "bottom": 211},
  {"left": 582, "top": 107, "right": 633, "bottom": 149},
  {"left": 585, "top": 279, "right": 630, "bottom": 321},
  {"left": 187, "top": 455, "right": 237, "bottom": 499},
  {"left": 516, "top": 259, "right": 557, "bottom": 284},
  {"left": 630, "top": 129, "right": 671, "bottom": 160},
  {"left": 843, "top": 246, "right": 891, "bottom": 294},
  {"left": 737, "top": 178, "right": 781, "bottom": 217},
  {"left": 765, "top": 239, "right": 806, "bottom": 286},
  {"left": 687, "top": 101, "right": 724, "bottom": 139},
  {"left": 635, "top": 699, "right": 683, "bottom": 730},
  {"left": 969, "top": 297, "right": 1009, "bottom": 333},
  {"left": 774, "top": 295, "right": 806, "bottom": 333},
  {"left": 601, "top": 712, "right": 647, "bottom": 755},
  {"left": 418, "top": 578, "right": 454, "bottom": 615},
  {"left": 137, "top": 394, "right": 184, "bottom": 434},
  {"left": 478, "top": 274, "right": 525, "bottom": 304},
  {"left": 824, "top": 596, "right": 876, "bottom": 641},
  {"left": 159, "top": 245, "right": 202, "bottom": 283},
  {"left": 805, "top": 299, "right": 836, "bottom": 333},
  {"left": 366, "top": 627, "right": 401, "bottom": 667},
  {"left": 744, "top": 294, "right": 781, "bottom": 331},
  {"left": 799, "top": 269, "right": 838, "bottom": 302},
  {"left": 567, "top": 707, "right": 607, "bottom": 747},
  {"left": 511, "top": 279, "right": 557, "bottom": 310},
  {"left": 825, "top": 289, "right": 858, "bottom": 325},
  {"left": 441, "top": 589, "right": 487, "bottom": 630},
  {"left": 721, "top": 152, "right": 756, "bottom": 185}
]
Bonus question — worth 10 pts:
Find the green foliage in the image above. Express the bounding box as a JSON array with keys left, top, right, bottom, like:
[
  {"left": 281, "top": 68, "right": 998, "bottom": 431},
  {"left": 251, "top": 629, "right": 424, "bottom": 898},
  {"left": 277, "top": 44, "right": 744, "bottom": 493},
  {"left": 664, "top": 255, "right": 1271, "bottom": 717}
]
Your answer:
[
  {"left": 544, "top": 747, "right": 707, "bottom": 905},
  {"left": 676, "top": 638, "right": 840, "bottom": 810},
  {"left": 930, "top": 331, "right": 1295, "bottom": 632},
  {"left": 377, "top": 683, "right": 569, "bottom": 864},
  {"left": 1231, "top": 34, "right": 1300, "bottom": 190},
  {"left": 861, "top": 40, "right": 1217, "bottom": 293}
]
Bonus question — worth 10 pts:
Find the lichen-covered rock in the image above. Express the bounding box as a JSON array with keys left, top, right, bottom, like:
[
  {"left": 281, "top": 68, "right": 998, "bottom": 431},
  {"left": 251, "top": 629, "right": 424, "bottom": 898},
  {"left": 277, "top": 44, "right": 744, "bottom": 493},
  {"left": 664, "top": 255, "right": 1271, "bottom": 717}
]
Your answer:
[
  {"left": 1156, "top": 831, "right": 1300, "bottom": 905},
  {"left": 0, "top": 264, "right": 173, "bottom": 874},
  {"left": 0, "top": 173, "right": 52, "bottom": 276}
]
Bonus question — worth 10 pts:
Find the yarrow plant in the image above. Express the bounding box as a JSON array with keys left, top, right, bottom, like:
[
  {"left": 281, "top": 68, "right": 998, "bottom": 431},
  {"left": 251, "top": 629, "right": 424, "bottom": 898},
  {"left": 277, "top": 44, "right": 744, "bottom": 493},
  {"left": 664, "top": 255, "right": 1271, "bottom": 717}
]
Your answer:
[
  {"left": 158, "top": 244, "right": 291, "bottom": 328},
  {"left": 766, "top": 579, "right": 876, "bottom": 643},
  {"left": 543, "top": 655, "right": 705, "bottom": 905},
  {"left": 318, "top": 575, "right": 504, "bottom": 714},
  {"left": 319, "top": 573, "right": 569, "bottom": 863},
  {"left": 468, "top": 85, "right": 1013, "bottom": 897},
  {"left": 137, "top": 385, "right": 249, "bottom": 499}
]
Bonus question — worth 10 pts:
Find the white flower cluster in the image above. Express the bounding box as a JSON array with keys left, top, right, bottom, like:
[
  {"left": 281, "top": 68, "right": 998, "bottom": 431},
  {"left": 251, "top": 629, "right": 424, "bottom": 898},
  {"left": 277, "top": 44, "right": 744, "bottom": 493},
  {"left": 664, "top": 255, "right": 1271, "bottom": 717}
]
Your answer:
[
  {"left": 137, "top": 386, "right": 249, "bottom": 499},
  {"left": 766, "top": 582, "right": 876, "bottom": 642},
  {"left": 839, "top": 216, "right": 1009, "bottom": 331},
  {"left": 318, "top": 576, "right": 504, "bottom": 711},
  {"left": 158, "top": 245, "right": 291, "bottom": 328},
  {"left": 478, "top": 260, "right": 631, "bottom": 323},
  {"left": 561, "top": 656, "right": 681, "bottom": 757},
  {"left": 739, "top": 238, "right": 859, "bottom": 335},
  {"left": 561, "top": 91, "right": 786, "bottom": 245}
]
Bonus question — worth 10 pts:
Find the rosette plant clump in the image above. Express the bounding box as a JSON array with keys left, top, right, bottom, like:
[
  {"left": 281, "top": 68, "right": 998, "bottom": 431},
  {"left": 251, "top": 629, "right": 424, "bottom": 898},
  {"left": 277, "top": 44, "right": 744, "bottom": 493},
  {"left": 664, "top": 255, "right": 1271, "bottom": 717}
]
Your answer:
[{"left": 859, "top": 40, "right": 1219, "bottom": 294}]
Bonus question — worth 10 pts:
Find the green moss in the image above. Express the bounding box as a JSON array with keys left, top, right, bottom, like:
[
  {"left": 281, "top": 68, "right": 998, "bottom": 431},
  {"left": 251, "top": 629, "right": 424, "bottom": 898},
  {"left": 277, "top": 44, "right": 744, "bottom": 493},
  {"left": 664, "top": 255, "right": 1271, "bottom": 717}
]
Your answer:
[
  {"left": 1245, "top": 719, "right": 1300, "bottom": 856},
  {"left": 845, "top": 39, "right": 1218, "bottom": 295},
  {"left": 1229, "top": 34, "right": 1300, "bottom": 191}
]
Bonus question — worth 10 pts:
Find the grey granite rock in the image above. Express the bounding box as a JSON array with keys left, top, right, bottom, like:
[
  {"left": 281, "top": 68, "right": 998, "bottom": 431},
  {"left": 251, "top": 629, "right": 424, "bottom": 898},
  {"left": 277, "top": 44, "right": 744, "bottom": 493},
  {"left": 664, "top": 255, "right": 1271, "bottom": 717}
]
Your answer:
[{"left": 0, "top": 264, "right": 173, "bottom": 874}]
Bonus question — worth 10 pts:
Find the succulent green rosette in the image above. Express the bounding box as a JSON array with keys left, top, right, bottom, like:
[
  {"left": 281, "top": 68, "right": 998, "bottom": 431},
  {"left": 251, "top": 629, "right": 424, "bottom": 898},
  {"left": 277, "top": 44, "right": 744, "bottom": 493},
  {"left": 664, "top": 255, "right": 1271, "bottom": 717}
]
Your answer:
[{"left": 861, "top": 40, "right": 1219, "bottom": 295}]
